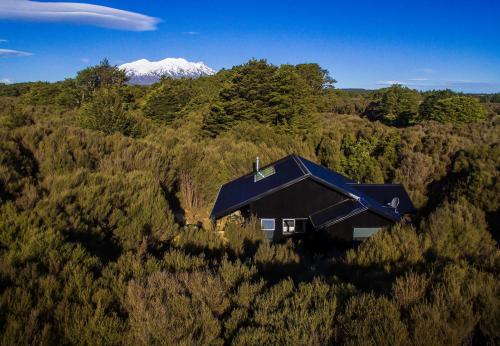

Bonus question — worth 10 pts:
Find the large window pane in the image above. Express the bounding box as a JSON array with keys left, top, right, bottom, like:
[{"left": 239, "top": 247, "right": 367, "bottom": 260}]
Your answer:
[{"left": 261, "top": 219, "right": 275, "bottom": 230}]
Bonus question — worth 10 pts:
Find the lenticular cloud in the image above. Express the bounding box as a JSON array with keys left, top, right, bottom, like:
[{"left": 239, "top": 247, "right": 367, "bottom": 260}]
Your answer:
[
  {"left": 0, "top": 0, "right": 160, "bottom": 31},
  {"left": 0, "top": 49, "right": 33, "bottom": 57}
]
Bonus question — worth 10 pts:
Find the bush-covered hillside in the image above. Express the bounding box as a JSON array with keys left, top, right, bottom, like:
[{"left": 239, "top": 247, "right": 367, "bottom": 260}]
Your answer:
[{"left": 0, "top": 59, "right": 498, "bottom": 345}]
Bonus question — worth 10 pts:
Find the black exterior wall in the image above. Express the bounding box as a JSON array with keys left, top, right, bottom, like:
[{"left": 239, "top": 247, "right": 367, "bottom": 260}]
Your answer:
[
  {"left": 248, "top": 178, "right": 348, "bottom": 240},
  {"left": 240, "top": 178, "right": 395, "bottom": 241},
  {"left": 322, "top": 210, "right": 393, "bottom": 241}
]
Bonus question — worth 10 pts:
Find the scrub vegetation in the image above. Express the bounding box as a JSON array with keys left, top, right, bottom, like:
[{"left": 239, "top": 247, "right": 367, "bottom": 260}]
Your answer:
[{"left": 0, "top": 59, "right": 498, "bottom": 345}]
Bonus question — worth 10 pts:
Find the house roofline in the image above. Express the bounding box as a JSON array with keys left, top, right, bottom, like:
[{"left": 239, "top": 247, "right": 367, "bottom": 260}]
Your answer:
[
  {"left": 210, "top": 154, "right": 403, "bottom": 223},
  {"left": 210, "top": 173, "right": 311, "bottom": 219},
  {"left": 307, "top": 175, "right": 400, "bottom": 222}
]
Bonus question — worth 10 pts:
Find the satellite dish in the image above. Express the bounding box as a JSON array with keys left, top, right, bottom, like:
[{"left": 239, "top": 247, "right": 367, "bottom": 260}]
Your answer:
[{"left": 389, "top": 197, "right": 400, "bottom": 210}]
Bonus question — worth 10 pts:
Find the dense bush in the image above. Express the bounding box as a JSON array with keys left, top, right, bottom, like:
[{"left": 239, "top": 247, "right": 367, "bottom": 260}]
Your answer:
[
  {"left": 0, "top": 59, "right": 498, "bottom": 344},
  {"left": 365, "top": 86, "right": 488, "bottom": 126}
]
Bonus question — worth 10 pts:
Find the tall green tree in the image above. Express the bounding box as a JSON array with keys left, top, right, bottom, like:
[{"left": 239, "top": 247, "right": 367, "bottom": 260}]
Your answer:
[
  {"left": 421, "top": 95, "right": 486, "bottom": 123},
  {"left": 142, "top": 78, "right": 194, "bottom": 123},
  {"left": 75, "top": 58, "right": 128, "bottom": 104},
  {"left": 202, "top": 59, "right": 323, "bottom": 136},
  {"left": 419, "top": 89, "right": 456, "bottom": 119},
  {"left": 364, "top": 84, "right": 421, "bottom": 126},
  {"left": 294, "top": 63, "right": 336, "bottom": 93}
]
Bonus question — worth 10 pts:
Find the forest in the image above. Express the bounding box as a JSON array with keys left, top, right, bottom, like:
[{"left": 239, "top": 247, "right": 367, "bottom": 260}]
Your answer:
[{"left": 0, "top": 59, "right": 499, "bottom": 345}]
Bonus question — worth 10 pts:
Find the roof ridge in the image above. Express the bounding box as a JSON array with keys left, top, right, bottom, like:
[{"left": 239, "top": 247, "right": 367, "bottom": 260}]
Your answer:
[
  {"left": 297, "top": 157, "right": 400, "bottom": 222},
  {"left": 291, "top": 154, "right": 311, "bottom": 175}
]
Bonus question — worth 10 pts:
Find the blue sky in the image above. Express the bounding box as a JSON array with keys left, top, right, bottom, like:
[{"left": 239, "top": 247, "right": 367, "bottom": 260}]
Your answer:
[{"left": 0, "top": 0, "right": 499, "bottom": 92}]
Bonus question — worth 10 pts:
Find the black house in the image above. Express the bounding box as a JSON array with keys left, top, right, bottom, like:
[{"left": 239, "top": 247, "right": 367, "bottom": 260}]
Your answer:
[{"left": 210, "top": 155, "right": 416, "bottom": 242}]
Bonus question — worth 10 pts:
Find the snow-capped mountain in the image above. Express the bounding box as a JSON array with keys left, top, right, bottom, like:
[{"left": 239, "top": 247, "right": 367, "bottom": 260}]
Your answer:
[{"left": 119, "top": 58, "right": 215, "bottom": 85}]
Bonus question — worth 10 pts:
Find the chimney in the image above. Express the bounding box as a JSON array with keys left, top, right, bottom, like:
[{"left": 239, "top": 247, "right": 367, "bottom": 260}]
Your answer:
[{"left": 253, "top": 156, "right": 260, "bottom": 172}]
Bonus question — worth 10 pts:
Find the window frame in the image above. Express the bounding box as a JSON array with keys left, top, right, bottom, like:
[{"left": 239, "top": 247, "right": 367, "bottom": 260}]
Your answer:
[
  {"left": 352, "top": 227, "right": 381, "bottom": 241},
  {"left": 260, "top": 218, "right": 276, "bottom": 231},
  {"left": 282, "top": 218, "right": 296, "bottom": 234}
]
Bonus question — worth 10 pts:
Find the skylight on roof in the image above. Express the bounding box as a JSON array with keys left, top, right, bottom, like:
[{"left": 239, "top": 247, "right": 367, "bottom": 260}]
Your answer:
[{"left": 254, "top": 166, "right": 275, "bottom": 182}]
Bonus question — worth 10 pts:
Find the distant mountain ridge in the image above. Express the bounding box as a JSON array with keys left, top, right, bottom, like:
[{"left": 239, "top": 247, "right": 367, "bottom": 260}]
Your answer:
[{"left": 119, "top": 58, "right": 215, "bottom": 85}]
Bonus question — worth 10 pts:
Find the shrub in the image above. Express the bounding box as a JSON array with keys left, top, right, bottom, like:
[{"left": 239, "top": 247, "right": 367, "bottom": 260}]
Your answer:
[
  {"left": 36, "top": 170, "right": 177, "bottom": 254},
  {"left": 391, "top": 271, "right": 429, "bottom": 309},
  {"left": 408, "top": 264, "right": 499, "bottom": 345},
  {"left": 223, "top": 218, "right": 265, "bottom": 259},
  {"left": 77, "top": 88, "right": 137, "bottom": 136},
  {"left": 345, "top": 224, "right": 429, "bottom": 272},
  {"left": 338, "top": 293, "right": 408, "bottom": 346},
  {"left": 422, "top": 199, "right": 498, "bottom": 266},
  {"left": 0, "top": 132, "right": 38, "bottom": 204},
  {"left": 234, "top": 279, "right": 338, "bottom": 345},
  {"left": 422, "top": 95, "right": 486, "bottom": 123},
  {"left": 125, "top": 271, "right": 228, "bottom": 345},
  {"left": 443, "top": 145, "right": 500, "bottom": 213}
]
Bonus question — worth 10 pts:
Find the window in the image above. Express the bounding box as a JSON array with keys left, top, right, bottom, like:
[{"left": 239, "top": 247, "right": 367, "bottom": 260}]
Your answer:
[
  {"left": 254, "top": 166, "right": 276, "bottom": 182},
  {"left": 261, "top": 219, "right": 275, "bottom": 231},
  {"left": 353, "top": 227, "right": 381, "bottom": 241},
  {"left": 282, "top": 219, "right": 295, "bottom": 233}
]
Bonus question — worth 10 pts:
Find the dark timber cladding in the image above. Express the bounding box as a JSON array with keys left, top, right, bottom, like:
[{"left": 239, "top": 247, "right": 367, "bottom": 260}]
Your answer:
[
  {"left": 249, "top": 178, "right": 347, "bottom": 238},
  {"left": 210, "top": 154, "right": 415, "bottom": 242},
  {"left": 250, "top": 178, "right": 346, "bottom": 219}
]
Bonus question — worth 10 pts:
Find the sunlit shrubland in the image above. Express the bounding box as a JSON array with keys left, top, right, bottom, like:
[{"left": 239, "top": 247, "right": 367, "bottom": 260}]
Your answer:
[{"left": 0, "top": 60, "right": 498, "bottom": 344}]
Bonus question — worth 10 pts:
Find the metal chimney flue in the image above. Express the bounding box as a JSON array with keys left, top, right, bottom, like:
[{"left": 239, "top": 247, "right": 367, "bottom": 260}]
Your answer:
[{"left": 256, "top": 156, "right": 260, "bottom": 172}]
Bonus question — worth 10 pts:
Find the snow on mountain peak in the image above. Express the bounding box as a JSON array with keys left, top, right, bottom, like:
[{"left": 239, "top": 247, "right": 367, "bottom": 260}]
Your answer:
[{"left": 119, "top": 57, "right": 215, "bottom": 85}]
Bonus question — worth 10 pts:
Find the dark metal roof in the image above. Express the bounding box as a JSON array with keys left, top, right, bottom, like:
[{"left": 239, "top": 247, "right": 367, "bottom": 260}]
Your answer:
[
  {"left": 295, "top": 157, "right": 401, "bottom": 222},
  {"left": 347, "top": 183, "right": 417, "bottom": 215},
  {"left": 210, "top": 155, "right": 407, "bottom": 223},
  {"left": 210, "top": 155, "right": 306, "bottom": 219}
]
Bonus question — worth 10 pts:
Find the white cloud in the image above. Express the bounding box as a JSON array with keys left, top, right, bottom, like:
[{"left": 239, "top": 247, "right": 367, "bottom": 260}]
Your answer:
[
  {"left": 376, "top": 80, "right": 406, "bottom": 85},
  {"left": 182, "top": 31, "right": 199, "bottom": 35},
  {"left": 416, "top": 67, "right": 433, "bottom": 73},
  {"left": 81, "top": 58, "right": 90, "bottom": 63},
  {"left": 0, "top": 49, "right": 33, "bottom": 57},
  {"left": 0, "top": 0, "right": 160, "bottom": 31},
  {"left": 408, "top": 78, "right": 429, "bottom": 81},
  {"left": 0, "top": 78, "right": 12, "bottom": 84}
]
